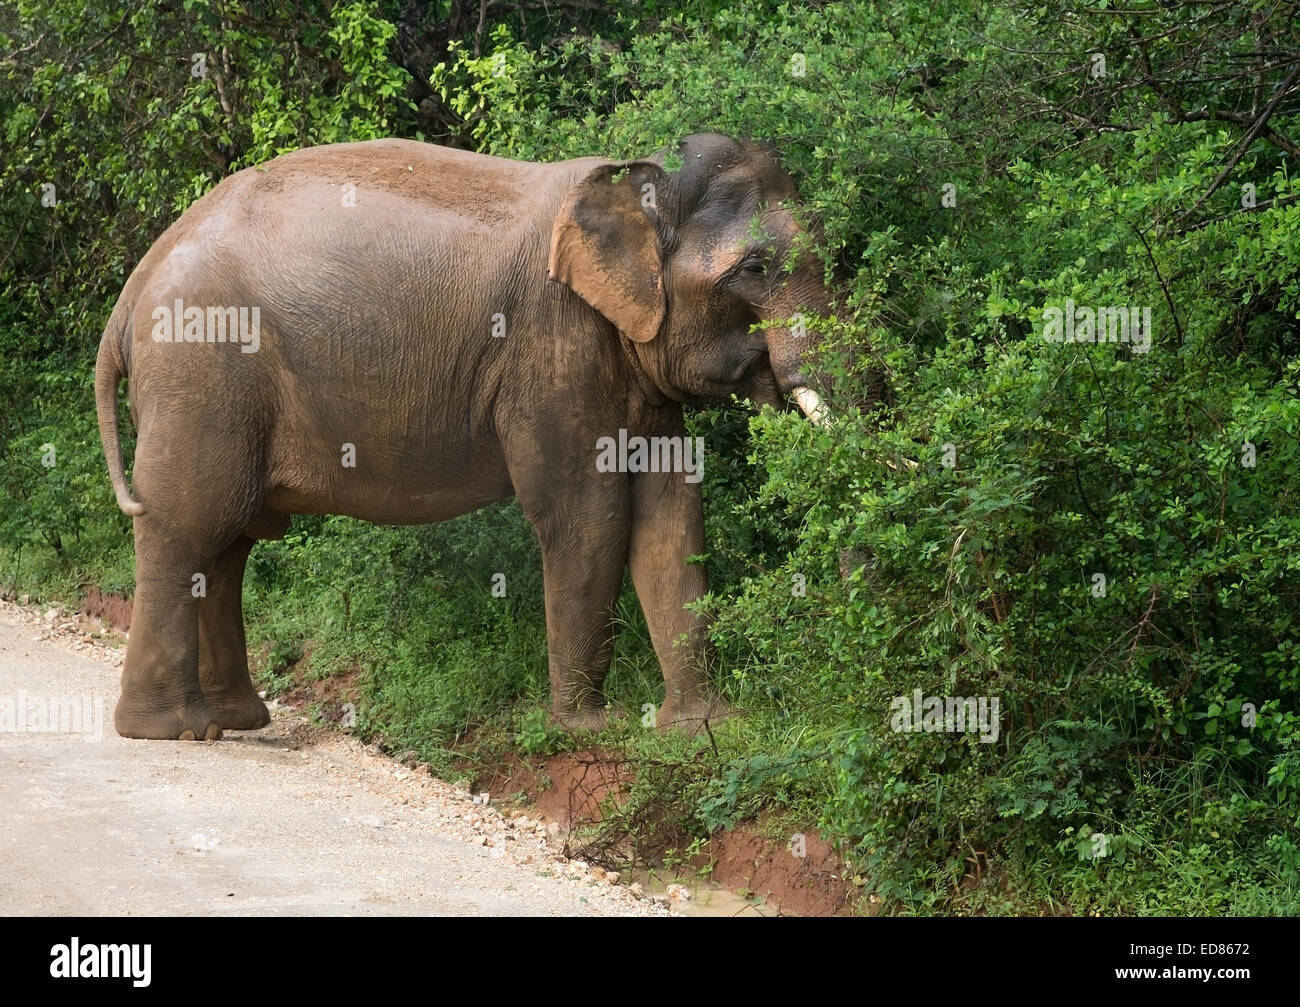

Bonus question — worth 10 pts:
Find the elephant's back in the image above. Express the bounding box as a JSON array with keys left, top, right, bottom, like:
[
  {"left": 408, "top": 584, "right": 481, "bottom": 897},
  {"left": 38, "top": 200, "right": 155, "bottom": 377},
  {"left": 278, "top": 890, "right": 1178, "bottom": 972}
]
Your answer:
[
  {"left": 233, "top": 138, "right": 549, "bottom": 230},
  {"left": 116, "top": 137, "right": 560, "bottom": 440}
]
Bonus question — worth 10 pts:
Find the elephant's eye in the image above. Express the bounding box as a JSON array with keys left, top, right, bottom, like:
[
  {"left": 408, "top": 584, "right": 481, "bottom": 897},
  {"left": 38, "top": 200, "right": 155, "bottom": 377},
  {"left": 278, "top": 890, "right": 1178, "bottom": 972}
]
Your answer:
[{"left": 741, "top": 256, "right": 767, "bottom": 275}]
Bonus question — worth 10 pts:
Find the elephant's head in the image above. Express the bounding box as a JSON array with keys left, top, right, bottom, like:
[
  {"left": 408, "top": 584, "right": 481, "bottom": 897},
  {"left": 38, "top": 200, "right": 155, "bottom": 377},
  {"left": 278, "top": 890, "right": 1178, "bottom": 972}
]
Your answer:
[{"left": 549, "top": 133, "right": 832, "bottom": 421}]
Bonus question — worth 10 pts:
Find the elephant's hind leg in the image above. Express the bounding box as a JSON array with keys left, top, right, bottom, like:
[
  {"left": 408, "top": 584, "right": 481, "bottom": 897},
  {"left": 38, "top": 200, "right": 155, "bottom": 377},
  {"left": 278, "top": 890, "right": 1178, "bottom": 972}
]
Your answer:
[
  {"left": 198, "top": 534, "right": 269, "bottom": 730},
  {"left": 115, "top": 416, "right": 271, "bottom": 741},
  {"left": 115, "top": 524, "right": 222, "bottom": 741}
]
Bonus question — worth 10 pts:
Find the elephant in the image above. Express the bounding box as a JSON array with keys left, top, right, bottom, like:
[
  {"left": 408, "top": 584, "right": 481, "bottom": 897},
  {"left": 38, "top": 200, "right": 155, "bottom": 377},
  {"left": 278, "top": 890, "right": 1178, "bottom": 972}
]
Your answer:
[{"left": 95, "top": 132, "right": 832, "bottom": 741}]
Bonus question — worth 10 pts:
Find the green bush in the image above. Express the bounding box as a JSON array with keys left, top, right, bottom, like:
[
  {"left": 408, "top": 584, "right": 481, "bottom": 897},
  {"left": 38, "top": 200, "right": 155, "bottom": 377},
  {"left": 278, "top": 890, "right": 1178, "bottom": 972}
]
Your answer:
[{"left": 448, "top": 0, "right": 1300, "bottom": 909}]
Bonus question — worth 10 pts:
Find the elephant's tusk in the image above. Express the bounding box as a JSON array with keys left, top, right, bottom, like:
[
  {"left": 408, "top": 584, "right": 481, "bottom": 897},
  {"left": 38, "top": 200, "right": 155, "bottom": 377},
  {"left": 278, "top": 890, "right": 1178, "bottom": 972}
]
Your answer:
[
  {"left": 792, "top": 386, "right": 830, "bottom": 426},
  {"left": 790, "top": 386, "right": 919, "bottom": 471}
]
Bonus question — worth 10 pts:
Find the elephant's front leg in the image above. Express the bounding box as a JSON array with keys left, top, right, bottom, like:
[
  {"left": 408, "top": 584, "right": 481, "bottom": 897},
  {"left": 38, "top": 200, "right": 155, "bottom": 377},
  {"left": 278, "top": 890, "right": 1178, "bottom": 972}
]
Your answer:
[
  {"left": 628, "top": 459, "right": 730, "bottom": 732},
  {"left": 531, "top": 495, "right": 631, "bottom": 731}
]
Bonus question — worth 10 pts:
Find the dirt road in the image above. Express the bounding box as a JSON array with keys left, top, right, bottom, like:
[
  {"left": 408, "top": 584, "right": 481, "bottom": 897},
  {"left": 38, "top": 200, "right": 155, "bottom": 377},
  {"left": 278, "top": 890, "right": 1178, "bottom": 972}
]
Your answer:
[{"left": 0, "top": 601, "right": 669, "bottom": 917}]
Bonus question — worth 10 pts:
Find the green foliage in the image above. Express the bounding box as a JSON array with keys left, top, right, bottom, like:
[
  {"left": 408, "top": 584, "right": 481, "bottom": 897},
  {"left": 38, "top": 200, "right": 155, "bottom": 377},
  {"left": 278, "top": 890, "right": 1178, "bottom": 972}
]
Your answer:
[
  {"left": 444, "top": 0, "right": 1300, "bottom": 911},
  {"left": 512, "top": 707, "right": 569, "bottom": 756},
  {"left": 242, "top": 505, "right": 548, "bottom": 763}
]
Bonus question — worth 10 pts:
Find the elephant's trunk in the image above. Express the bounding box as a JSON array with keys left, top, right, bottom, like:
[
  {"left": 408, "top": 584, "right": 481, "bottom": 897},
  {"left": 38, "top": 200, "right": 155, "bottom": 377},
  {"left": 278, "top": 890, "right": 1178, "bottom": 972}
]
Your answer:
[{"left": 761, "top": 270, "right": 834, "bottom": 425}]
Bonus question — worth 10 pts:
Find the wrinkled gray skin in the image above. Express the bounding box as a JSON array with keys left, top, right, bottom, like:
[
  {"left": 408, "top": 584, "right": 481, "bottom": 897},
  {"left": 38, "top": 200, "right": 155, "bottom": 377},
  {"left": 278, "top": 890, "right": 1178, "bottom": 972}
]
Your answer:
[{"left": 96, "top": 133, "right": 832, "bottom": 741}]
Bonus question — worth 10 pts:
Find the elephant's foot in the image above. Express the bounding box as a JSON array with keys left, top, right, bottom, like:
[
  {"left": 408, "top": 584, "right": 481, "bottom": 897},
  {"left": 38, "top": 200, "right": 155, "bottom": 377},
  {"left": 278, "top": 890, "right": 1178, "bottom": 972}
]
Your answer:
[
  {"left": 114, "top": 697, "right": 222, "bottom": 741},
  {"left": 656, "top": 692, "right": 732, "bottom": 735},
  {"left": 204, "top": 688, "right": 271, "bottom": 731},
  {"left": 549, "top": 703, "right": 615, "bottom": 733}
]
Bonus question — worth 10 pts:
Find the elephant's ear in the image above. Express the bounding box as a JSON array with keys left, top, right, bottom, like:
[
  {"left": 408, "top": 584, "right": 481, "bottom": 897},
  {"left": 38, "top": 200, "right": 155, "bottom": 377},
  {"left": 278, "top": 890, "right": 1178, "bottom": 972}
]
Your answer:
[{"left": 548, "top": 161, "right": 668, "bottom": 344}]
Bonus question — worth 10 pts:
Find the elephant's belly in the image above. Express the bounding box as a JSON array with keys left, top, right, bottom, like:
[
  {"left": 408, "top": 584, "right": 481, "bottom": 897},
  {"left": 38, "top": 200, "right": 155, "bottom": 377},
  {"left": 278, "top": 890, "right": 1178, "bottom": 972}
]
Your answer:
[
  {"left": 267, "top": 479, "right": 514, "bottom": 526},
  {"left": 265, "top": 453, "right": 516, "bottom": 527}
]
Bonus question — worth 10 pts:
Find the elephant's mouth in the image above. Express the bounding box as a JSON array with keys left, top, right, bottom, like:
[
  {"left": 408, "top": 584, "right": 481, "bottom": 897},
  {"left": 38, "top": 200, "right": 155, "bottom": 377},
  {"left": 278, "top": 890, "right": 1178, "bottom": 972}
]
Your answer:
[
  {"left": 744, "top": 351, "right": 829, "bottom": 425},
  {"left": 765, "top": 353, "right": 830, "bottom": 426},
  {"left": 696, "top": 350, "right": 826, "bottom": 422}
]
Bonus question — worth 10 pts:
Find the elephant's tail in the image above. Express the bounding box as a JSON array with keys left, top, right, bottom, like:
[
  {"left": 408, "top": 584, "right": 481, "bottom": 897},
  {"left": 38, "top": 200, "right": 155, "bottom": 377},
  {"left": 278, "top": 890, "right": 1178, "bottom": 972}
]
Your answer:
[{"left": 95, "top": 298, "right": 146, "bottom": 517}]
